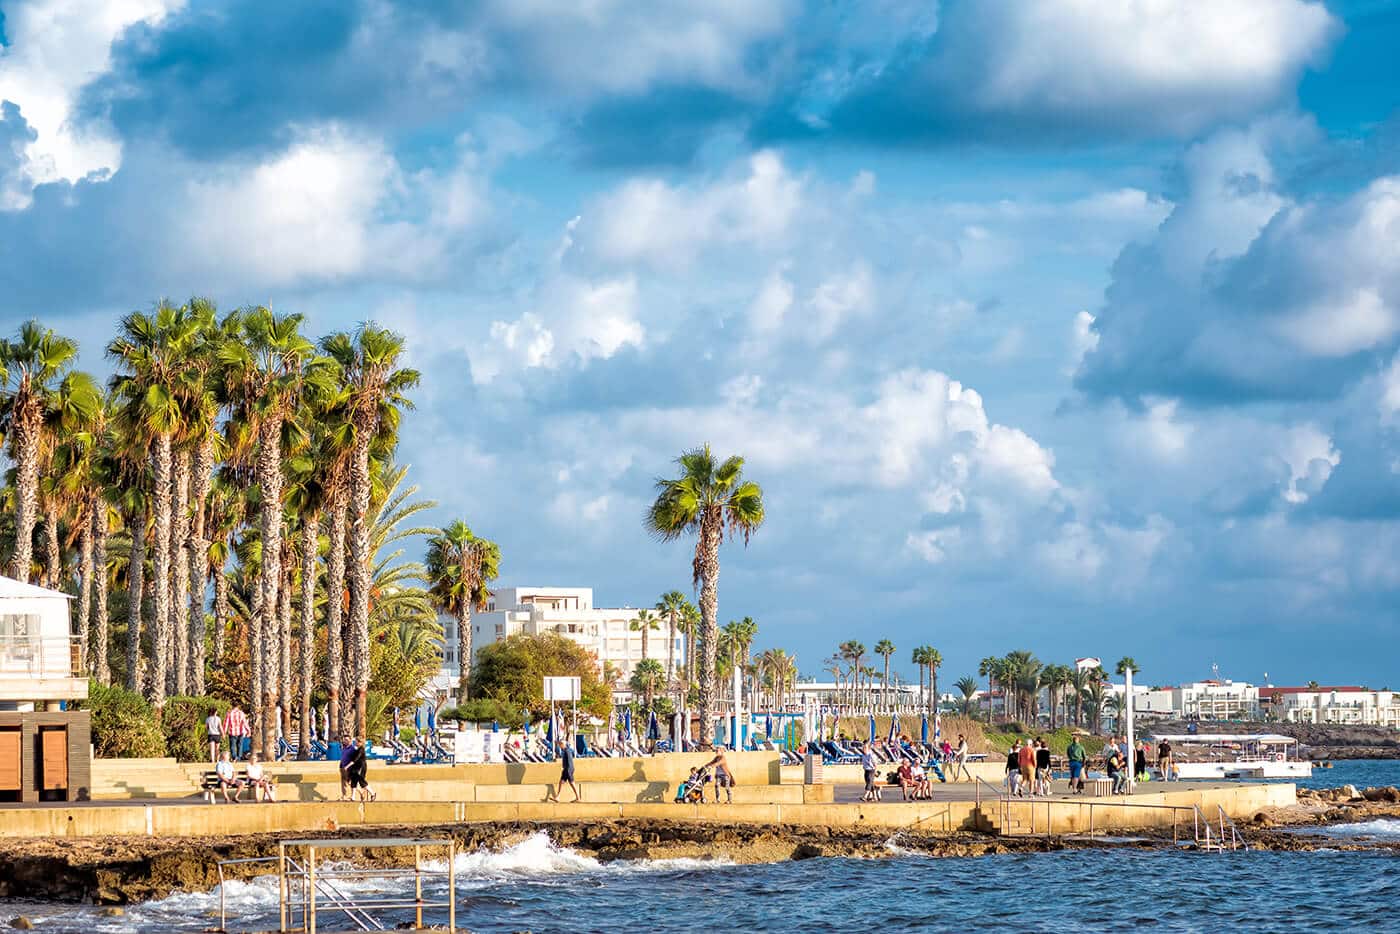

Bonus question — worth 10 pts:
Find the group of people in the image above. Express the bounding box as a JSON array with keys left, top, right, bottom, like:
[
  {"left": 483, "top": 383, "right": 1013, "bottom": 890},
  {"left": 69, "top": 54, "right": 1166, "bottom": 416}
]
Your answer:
[
  {"left": 859, "top": 734, "right": 973, "bottom": 801},
  {"left": 1005, "top": 738, "right": 1054, "bottom": 797},
  {"left": 205, "top": 705, "right": 252, "bottom": 764},
  {"left": 338, "top": 736, "right": 377, "bottom": 802},
  {"left": 1103, "top": 735, "right": 1175, "bottom": 793}
]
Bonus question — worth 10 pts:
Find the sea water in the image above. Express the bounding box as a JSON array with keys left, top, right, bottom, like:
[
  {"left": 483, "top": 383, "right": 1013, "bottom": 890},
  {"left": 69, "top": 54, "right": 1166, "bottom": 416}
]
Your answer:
[{"left": 4, "top": 760, "right": 1398, "bottom": 934}]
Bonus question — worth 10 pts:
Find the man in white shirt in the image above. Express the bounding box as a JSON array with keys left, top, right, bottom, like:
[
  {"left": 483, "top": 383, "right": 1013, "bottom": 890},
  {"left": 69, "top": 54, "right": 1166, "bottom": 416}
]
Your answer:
[
  {"left": 206, "top": 712, "right": 223, "bottom": 764},
  {"left": 215, "top": 751, "right": 240, "bottom": 803},
  {"left": 952, "top": 735, "right": 972, "bottom": 782}
]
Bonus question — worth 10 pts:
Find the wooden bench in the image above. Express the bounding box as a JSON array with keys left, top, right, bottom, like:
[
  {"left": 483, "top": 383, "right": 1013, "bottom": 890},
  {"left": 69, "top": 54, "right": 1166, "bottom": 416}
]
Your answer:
[{"left": 200, "top": 769, "right": 248, "bottom": 803}]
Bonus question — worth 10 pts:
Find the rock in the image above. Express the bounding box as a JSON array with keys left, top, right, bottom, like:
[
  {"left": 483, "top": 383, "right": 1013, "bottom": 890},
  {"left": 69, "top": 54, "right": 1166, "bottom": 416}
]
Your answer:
[
  {"left": 1362, "top": 786, "right": 1400, "bottom": 804},
  {"left": 99, "top": 907, "right": 124, "bottom": 917},
  {"left": 1342, "top": 785, "right": 1360, "bottom": 800},
  {"left": 9, "top": 919, "right": 34, "bottom": 930}
]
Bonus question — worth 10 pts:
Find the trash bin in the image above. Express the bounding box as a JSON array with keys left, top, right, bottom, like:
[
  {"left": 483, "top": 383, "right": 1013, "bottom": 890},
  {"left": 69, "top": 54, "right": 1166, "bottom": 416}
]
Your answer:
[{"left": 327, "top": 741, "right": 342, "bottom": 762}]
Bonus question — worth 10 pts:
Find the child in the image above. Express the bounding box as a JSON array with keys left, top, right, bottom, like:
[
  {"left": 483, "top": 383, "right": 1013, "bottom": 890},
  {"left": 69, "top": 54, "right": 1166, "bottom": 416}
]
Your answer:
[{"left": 675, "top": 768, "right": 699, "bottom": 803}]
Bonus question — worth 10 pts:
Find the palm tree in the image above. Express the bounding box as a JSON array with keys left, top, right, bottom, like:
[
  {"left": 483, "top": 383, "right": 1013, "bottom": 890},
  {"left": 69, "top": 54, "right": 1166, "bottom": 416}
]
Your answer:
[
  {"left": 1070, "top": 664, "right": 1093, "bottom": 727},
  {"left": 656, "top": 590, "right": 687, "bottom": 697},
  {"left": 978, "top": 655, "right": 999, "bottom": 723},
  {"left": 874, "top": 639, "right": 895, "bottom": 708},
  {"left": 1085, "top": 675, "right": 1109, "bottom": 734},
  {"left": 925, "top": 647, "right": 943, "bottom": 714},
  {"left": 218, "top": 307, "right": 324, "bottom": 754},
  {"left": 911, "top": 646, "right": 930, "bottom": 711},
  {"left": 644, "top": 445, "right": 764, "bottom": 745},
  {"left": 322, "top": 325, "right": 419, "bottom": 740},
  {"left": 629, "top": 608, "right": 661, "bottom": 664},
  {"left": 1116, "top": 656, "right": 1140, "bottom": 678},
  {"left": 425, "top": 519, "right": 500, "bottom": 703},
  {"left": 679, "top": 600, "right": 699, "bottom": 703},
  {"left": 630, "top": 658, "right": 665, "bottom": 709},
  {"left": 955, "top": 676, "right": 979, "bottom": 715},
  {"left": 109, "top": 302, "right": 201, "bottom": 711},
  {"left": 839, "top": 640, "right": 866, "bottom": 708},
  {"left": 0, "top": 321, "right": 91, "bottom": 582}
]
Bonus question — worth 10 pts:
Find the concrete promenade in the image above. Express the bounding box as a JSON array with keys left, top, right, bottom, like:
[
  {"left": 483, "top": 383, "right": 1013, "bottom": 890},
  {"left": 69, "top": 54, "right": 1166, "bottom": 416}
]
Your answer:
[{"left": 0, "top": 750, "right": 1297, "bottom": 839}]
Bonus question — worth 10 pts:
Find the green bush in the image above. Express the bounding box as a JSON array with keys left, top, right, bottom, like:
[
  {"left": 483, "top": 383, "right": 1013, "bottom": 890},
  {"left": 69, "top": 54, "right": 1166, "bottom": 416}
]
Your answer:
[
  {"left": 162, "top": 695, "right": 229, "bottom": 762},
  {"left": 82, "top": 682, "right": 165, "bottom": 758},
  {"left": 445, "top": 697, "right": 522, "bottom": 725}
]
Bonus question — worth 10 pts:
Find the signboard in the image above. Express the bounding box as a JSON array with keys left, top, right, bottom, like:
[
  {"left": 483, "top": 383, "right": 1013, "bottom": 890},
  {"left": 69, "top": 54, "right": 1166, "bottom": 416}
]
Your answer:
[
  {"left": 483, "top": 730, "right": 506, "bottom": 764},
  {"left": 454, "top": 729, "right": 485, "bottom": 764},
  {"left": 543, "top": 676, "right": 581, "bottom": 702}
]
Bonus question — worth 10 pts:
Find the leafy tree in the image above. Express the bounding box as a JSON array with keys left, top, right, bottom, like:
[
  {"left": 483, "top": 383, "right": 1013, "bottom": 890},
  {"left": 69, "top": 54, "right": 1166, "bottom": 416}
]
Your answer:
[
  {"left": 82, "top": 681, "right": 165, "bottom": 758},
  {"left": 645, "top": 445, "right": 764, "bottom": 745},
  {"left": 471, "top": 633, "right": 612, "bottom": 719}
]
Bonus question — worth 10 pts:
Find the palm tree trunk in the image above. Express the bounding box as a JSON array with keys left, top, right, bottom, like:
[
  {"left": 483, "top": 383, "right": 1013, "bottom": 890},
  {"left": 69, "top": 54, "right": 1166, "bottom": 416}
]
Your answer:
[
  {"left": 347, "top": 438, "right": 373, "bottom": 740},
  {"left": 170, "top": 448, "right": 191, "bottom": 696},
  {"left": 324, "top": 486, "right": 347, "bottom": 740},
  {"left": 279, "top": 557, "right": 293, "bottom": 745},
  {"left": 42, "top": 503, "right": 61, "bottom": 590},
  {"left": 297, "top": 516, "right": 317, "bottom": 760},
  {"left": 456, "top": 605, "right": 472, "bottom": 702},
  {"left": 149, "top": 434, "right": 173, "bottom": 711},
  {"left": 665, "top": 615, "right": 676, "bottom": 697},
  {"left": 125, "top": 505, "right": 146, "bottom": 692},
  {"left": 92, "top": 505, "right": 110, "bottom": 685},
  {"left": 930, "top": 666, "right": 938, "bottom": 715},
  {"left": 186, "top": 434, "right": 214, "bottom": 696},
  {"left": 249, "top": 587, "right": 264, "bottom": 756},
  {"left": 212, "top": 557, "right": 229, "bottom": 665},
  {"left": 8, "top": 411, "right": 41, "bottom": 582},
  {"left": 256, "top": 418, "right": 284, "bottom": 757},
  {"left": 77, "top": 501, "right": 93, "bottom": 675},
  {"left": 695, "top": 515, "right": 721, "bottom": 746}
]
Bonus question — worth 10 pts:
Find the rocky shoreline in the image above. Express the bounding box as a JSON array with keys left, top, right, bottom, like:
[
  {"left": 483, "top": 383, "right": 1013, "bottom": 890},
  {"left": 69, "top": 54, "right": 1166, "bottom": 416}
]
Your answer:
[{"left": 2, "top": 788, "right": 1397, "bottom": 907}]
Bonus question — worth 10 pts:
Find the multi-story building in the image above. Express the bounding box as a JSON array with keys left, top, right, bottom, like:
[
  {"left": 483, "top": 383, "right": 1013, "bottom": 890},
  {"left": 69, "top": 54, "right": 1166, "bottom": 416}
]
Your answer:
[
  {"left": 431, "top": 586, "right": 684, "bottom": 700},
  {"left": 1173, "top": 680, "right": 1262, "bottom": 720},
  {"left": 1262, "top": 686, "right": 1400, "bottom": 727},
  {"left": 1, "top": 576, "right": 91, "bottom": 802}
]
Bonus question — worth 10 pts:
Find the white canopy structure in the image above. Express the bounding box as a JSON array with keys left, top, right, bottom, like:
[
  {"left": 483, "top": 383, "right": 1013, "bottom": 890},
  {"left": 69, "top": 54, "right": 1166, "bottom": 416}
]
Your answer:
[{"left": 0, "top": 575, "right": 84, "bottom": 706}]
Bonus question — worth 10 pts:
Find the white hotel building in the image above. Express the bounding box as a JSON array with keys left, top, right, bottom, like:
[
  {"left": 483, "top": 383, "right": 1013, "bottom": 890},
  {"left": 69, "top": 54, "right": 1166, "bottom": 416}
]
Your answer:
[{"left": 432, "top": 586, "right": 683, "bottom": 700}]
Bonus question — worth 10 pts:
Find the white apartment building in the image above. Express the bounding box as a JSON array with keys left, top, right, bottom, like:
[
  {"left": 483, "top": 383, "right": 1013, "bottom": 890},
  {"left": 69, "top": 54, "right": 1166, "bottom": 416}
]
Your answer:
[
  {"left": 432, "top": 587, "right": 683, "bottom": 699},
  {"left": 1263, "top": 687, "right": 1400, "bottom": 728},
  {"left": 1173, "top": 680, "right": 1262, "bottom": 720}
]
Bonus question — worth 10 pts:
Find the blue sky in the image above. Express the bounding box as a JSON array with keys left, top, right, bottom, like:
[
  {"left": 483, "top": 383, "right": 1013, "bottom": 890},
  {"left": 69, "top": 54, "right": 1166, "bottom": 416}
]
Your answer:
[{"left": 2, "top": 0, "right": 1399, "bottom": 689}]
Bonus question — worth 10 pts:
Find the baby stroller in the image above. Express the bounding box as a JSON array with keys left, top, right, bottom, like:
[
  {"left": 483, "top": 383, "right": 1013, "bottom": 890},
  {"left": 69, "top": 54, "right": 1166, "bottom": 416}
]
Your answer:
[{"left": 676, "top": 766, "right": 712, "bottom": 803}]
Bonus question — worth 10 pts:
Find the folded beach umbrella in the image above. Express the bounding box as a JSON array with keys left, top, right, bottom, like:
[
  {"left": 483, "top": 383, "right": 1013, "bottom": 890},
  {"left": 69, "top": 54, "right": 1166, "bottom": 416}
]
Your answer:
[
  {"left": 647, "top": 709, "right": 660, "bottom": 741},
  {"left": 934, "top": 710, "right": 942, "bottom": 745},
  {"left": 765, "top": 712, "right": 773, "bottom": 739},
  {"left": 414, "top": 706, "right": 423, "bottom": 732},
  {"left": 888, "top": 714, "right": 900, "bottom": 743},
  {"left": 672, "top": 711, "right": 683, "bottom": 748},
  {"left": 427, "top": 706, "right": 437, "bottom": 733},
  {"left": 491, "top": 720, "right": 499, "bottom": 732},
  {"left": 624, "top": 707, "right": 633, "bottom": 742},
  {"left": 546, "top": 711, "right": 555, "bottom": 748},
  {"left": 868, "top": 714, "right": 877, "bottom": 744},
  {"left": 921, "top": 715, "right": 929, "bottom": 745}
]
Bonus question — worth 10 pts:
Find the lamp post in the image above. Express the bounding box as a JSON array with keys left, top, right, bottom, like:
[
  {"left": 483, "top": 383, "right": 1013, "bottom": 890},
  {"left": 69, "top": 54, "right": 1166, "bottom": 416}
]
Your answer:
[{"left": 1125, "top": 668, "right": 1136, "bottom": 795}]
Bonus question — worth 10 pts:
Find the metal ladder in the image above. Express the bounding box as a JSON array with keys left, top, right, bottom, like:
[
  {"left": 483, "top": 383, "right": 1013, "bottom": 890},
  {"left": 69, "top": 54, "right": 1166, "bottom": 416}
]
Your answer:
[{"left": 1193, "top": 804, "right": 1249, "bottom": 851}]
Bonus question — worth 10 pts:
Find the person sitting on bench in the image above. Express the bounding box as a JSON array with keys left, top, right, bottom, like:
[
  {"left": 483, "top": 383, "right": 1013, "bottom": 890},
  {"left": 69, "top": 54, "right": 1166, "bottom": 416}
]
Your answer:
[
  {"left": 215, "top": 750, "right": 241, "bottom": 803},
  {"left": 243, "top": 752, "right": 276, "bottom": 802}
]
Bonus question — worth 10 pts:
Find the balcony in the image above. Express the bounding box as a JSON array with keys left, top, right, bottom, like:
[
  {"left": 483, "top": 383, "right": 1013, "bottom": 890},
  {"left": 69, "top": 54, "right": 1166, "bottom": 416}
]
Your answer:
[{"left": 0, "top": 634, "right": 88, "bottom": 703}]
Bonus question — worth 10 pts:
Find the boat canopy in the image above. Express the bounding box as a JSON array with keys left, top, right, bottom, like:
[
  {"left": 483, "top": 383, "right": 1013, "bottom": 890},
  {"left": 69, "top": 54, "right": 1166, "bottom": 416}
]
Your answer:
[{"left": 1148, "top": 733, "right": 1296, "bottom": 744}]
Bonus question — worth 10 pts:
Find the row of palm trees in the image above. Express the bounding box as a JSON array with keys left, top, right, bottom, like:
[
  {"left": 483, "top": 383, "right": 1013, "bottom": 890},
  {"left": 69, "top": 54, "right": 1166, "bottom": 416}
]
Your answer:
[
  {"left": 0, "top": 311, "right": 499, "bottom": 759},
  {"left": 977, "top": 652, "right": 1141, "bottom": 733}
]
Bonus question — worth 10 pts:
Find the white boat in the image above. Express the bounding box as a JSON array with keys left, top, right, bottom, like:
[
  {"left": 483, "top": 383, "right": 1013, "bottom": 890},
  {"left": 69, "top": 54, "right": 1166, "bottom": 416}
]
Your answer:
[{"left": 1151, "top": 732, "right": 1313, "bottom": 780}]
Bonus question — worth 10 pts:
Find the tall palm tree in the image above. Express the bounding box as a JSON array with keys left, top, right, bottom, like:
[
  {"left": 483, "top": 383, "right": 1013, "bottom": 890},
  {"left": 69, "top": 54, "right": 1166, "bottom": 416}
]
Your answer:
[
  {"left": 644, "top": 445, "right": 764, "bottom": 745},
  {"left": 1085, "top": 675, "right": 1109, "bottom": 734},
  {"left": 925, "top": 647, "right": 943, "bottom": 714},
  {"left": 839, "top": 640, "right": 866, "bottom": 709},
  {"left": 1116, "top": 657, "right": 1140, "bottom": 678},
  {"left": 680, "top": 600, "right": 699, "bottom": 701},
  {"left": 108, "top": 302, "right": 201, "bottom": 711},
  {"left": 911, "top": 646, "right": 929, "bottom": 711},
  {"left": 322, "top": 325, "right": 419, "bottom": 740},
  {"left": 874, "top": 639, "right": 895, "bottom": 708},
  {"left": 978, "top": 655, "right": 999, "bottom": 723},
  {"left": 424, "top": 519, "right": 500, "bottom": 703},
  {"left": 656, "top": 590, "right": 687, "bottom": 697},
  {"left": 219, "top": 307, "right": 324, "bottom": 754},
  {"left": 1070, "top": 664, "right": 1093, "bottom": 727},
  {"left": 629, "top": 608, "right": 661, "bottom": 664},
  {"left": 0, "top": 321, "right": 90, "bottom": 582}
]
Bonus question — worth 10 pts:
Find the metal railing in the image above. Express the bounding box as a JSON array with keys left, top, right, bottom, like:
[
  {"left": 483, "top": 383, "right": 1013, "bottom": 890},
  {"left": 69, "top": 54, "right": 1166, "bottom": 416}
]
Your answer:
[
  {"left": 217, "top": 837, "right": 457, "bottom": 933},
  {"left": 1194, "top": 804, "right": 1249, "bottom": 851}
]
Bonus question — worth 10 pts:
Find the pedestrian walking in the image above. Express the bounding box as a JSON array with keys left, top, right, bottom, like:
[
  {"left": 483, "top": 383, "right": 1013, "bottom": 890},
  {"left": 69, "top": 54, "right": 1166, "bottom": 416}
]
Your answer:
[
  {"left": 206, "top": 710, "right": 224, "bottom": 764},
  {"left": 223, "top": 704, "right": 250, "bottom": 761}
]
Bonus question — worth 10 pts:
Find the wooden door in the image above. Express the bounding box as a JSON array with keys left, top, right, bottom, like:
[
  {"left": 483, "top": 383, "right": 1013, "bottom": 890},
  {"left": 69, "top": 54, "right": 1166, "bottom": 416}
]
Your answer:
[
  {"left": 40, "top": 727, "right": 68, "bottom": 790},
  {"left": 0, "top": 731, "right": 19, "bottom": 791}
]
